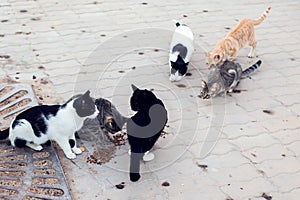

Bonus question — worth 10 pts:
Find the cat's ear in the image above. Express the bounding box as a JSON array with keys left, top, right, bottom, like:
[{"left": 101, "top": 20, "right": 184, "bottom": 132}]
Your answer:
[
  {"left": 82, "top": 90, "right": 91, "bottom": 98},
  {"left": 214, "top": 54, "right": 221, "bottom": 61},
  {"left": 131, "top": 84, "right": 139, "bottom": 92},
  {"left": 201, "top": 80, "right": 207, "bottom": 89}
]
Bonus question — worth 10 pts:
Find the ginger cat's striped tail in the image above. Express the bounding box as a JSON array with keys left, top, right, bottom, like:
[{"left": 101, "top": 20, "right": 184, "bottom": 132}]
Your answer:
[
  {"left": 242, "top": 60, "right": 262, "bottom": 77},
  {"left": 252, "top": 7, "right": 271, "bottom": 25}
]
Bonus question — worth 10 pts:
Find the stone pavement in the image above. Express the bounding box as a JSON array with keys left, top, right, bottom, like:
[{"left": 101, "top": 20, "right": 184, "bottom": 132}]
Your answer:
[{"left": 1, "top": 0, "right": 300, "bottom": 199}]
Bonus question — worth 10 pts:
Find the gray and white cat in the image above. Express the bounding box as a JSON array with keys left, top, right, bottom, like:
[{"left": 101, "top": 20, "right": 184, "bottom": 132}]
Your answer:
[
  {"left": 0, "top": 91, "right": 98, "bottom": 159},
  {"left": 169, "top": 21, "right": 194, "bottom": 82},
  {"left": 199, "top": 60, "right": 262, "bottom": 99}
]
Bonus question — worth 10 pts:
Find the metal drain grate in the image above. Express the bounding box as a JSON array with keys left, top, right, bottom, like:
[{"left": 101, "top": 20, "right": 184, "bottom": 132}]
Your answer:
[
  {"left": 0, "top": 141, "right": 72, "bottom": 200},
  {"left": 0, "top": 84, "right": 38, "bottom": 128},
  {"left": 0, "top": 84, "right": 72, "bottom": 200}
]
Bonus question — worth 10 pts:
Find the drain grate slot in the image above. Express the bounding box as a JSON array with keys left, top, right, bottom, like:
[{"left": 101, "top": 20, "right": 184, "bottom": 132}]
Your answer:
[
  {"left": 0, "top": 141, "right": 72, "bottom": 199},
  {"left": 0, "top": 84, "right": 38, "bottom": 128},
  {"left": 0, "top": 84, "right": 72, "bottom": 200}
]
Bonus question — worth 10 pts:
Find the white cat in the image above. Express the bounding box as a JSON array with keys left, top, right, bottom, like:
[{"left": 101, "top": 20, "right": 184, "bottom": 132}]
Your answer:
[
  {"left": 0, "top": 91, "right": 98, "bottom": 159},
  {"left": 169, "top": 21, "right": 194, "bottom": 82}
]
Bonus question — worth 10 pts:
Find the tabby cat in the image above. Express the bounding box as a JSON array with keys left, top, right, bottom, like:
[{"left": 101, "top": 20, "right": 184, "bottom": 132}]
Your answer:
[
  {"left": 199, "top": 60, "right": 262, "bottom": 99},
  {"left": 127, "top": 84, "right": 168, "bottom": 182},
  {"left": 0, "top": 91, "right": 98, "bottom": 159},
  {"left": 207, "top": 7, "right": 271, "bottom": 67},
  {"left": 95, "top": 98, "right": 128, "bottom": 145},
  {"left": 169, "top": 21, "right": 194, "bottom": 81}
]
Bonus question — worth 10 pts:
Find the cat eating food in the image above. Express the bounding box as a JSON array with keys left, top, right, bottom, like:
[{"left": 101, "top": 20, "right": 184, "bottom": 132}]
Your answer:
[
  {"left": 169, "top": 21, "right": 194, "bottom": 81},
  {"left": 199, "top": 60, "right": 262, "bottom": 99},
  {"left": 207, "top": 7, "right": 271, "bottom": 67},
  {"left": 95, "top": 98, "right": 128, "bottom": 145},
  {"left": 0, "top": 90, "right": 98, "bottom": 159},
  {"left": 127, "top": 84, "right": 168, "bottom": 182}
]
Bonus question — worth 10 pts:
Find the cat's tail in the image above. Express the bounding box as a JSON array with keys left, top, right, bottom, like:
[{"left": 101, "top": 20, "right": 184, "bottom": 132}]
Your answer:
[
  {"left": 242, "top": 60, "right": 262, "bottom": 78},
  {"left": 0, "top": 128, "right": 9, "bottom": 140},
  {"left": 252, "top": 7, "right": 271, "bottom": 25}
]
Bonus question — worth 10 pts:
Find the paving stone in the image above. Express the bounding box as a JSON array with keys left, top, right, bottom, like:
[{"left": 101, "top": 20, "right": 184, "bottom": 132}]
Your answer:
[
  {"left": 241, "top": 143, "right": 295, "bottom": 164},
  {"left": 1, "top": 0, "right": 300, "bottom": 199},
  {"left": 229, "top": 133, "right": 280, "bottom": 151},
  {"left": 269, "top": 171, "right": 300, "bottom": 193},
  {"left": 220, "top": 177, "right": 277, "bottom": 200},
  {"left": 255, "top": 157, "right": 300, "bottom": 177}
]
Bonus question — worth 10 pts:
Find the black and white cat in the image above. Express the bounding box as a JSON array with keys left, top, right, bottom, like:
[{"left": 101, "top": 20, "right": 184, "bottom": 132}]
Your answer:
[
  {"left": 0, "top": 90, "right": 98, "bottom": 159},
  {"left": 169, "top": 21, "right": 194, "bottom": 82},
  {"left": 127, "top": 84, "right": 168, "bottom": 182},
  {"left": 199, "top": 60, "right": 262, "bottom": 99}
]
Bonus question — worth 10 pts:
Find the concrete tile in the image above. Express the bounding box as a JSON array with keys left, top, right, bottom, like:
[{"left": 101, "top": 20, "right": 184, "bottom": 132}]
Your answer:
[
  {"left": 269, "top": 172, "right": 300, "bottom": 193},
  {"left": 220, "top": 177, "right": 276, "bottom": 200},
  {"left": 271, "top": 188, "right": 300, "bottom": 200},
  {"left": 255, "top": 157, "right": 300, "bottom": 177},
  {"left": 229, "top": 133, "right": 280, "bottom": 151},
  {"left": 241, "top": 143, "right": 295, "bottom": 164}
]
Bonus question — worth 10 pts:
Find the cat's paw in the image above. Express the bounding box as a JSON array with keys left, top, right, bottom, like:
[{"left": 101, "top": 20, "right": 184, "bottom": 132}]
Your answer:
[
  {"left": 26, "top": 143, "right": 43, "bottom": 151},
  {"left": 247, "top": 53, "right": 255, "bottom": 58},
  {"left": 130, "top": 173, "right": 141, "bottom": 182},
  {"left": 34, "top": 145, "right": 43, "bottom": 151},
  {"left": 72, "top": 147, "right": 82, "bottom": 155},
  {"left": 143, "top": 151, "right": 155, "bottom": 162},
  {"left": 66, "top": 152, "right": 76, "bottom": 159}
]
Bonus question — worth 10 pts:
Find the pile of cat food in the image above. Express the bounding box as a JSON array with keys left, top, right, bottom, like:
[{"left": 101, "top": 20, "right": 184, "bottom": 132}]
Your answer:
[
  {"left": 160, "top": 125, "right": 170, "bottom": 139},
  {"left": 104, "top": 130, "right": 127, "bottom": 146},
  {"left": 86, "top": 146, "right": 116, "bottom": 165}
]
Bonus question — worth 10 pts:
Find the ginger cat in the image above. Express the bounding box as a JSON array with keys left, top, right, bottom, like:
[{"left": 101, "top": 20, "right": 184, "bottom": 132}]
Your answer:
[{"left": 207, "top": 7, "right": 271, "bottom": 67}]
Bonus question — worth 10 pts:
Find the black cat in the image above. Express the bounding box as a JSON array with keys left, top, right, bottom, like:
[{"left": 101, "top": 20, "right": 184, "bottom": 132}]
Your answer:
[{"left": 127, "top": 84, "right": 168, "bottom": 182}]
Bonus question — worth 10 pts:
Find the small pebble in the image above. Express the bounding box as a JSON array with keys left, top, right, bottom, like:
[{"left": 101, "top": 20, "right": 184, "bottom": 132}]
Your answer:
[
  {"left": 176, "top": 84, "right": 186, "bottom": 88},
  {"left": 263, "top": 110, "right": 274, "bottom": 115},
  {"left": 161, "top": 181, "right": 170, "bottom": 187},
  {"left": 115, "top": 182, "right": 125, "bottom": 189},
  {"left": 261, "top": 193, "right": 272, "bottom": 200}
]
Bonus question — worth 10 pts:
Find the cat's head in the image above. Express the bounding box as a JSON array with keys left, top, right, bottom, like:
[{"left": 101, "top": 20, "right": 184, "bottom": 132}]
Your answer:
[
  {"left": 207, "top": 52, "right": 224, "bottom": 67},
  {"left": 199, "top": 80, "right": 220, "bottom": 99},
  {"left": 95, "top": 98, "right": 128, "bottom": 134},
  {"left": 73, "top": 90, "right": 98, "bottom": 118},
  {"left": 130, "top": 84, "right": 158, "bottom": 111},
  {"left": 169, "top": 54, "right": 188, "bottom": 82}
]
